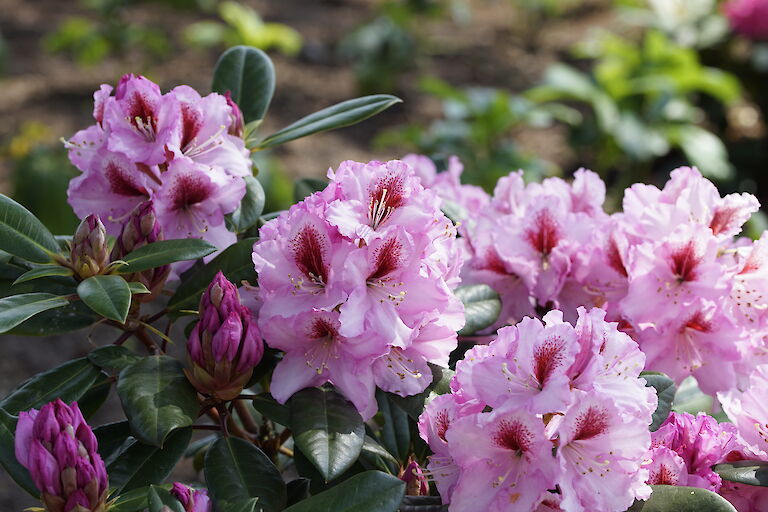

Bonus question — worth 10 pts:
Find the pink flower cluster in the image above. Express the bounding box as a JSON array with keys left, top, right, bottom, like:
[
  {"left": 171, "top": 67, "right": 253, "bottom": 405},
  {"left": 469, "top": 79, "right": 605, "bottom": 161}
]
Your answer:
[
  {"left": 443, "top": 163, "right": 764, "bottom": 395},
  {"left": 66, "top": 74, "right": 250, "bottom": 249},
  {"left": 417, "top": 307, "right": 656, "bottom": 512},
  {"left": 725, "top": 0, "right": 768, "bottom": 40},
  {"left": 253, "top": 159, "right": 464, "bottom": 419},
  {"left": 647, "top": 412, "right": 742, "bottom": 491}
]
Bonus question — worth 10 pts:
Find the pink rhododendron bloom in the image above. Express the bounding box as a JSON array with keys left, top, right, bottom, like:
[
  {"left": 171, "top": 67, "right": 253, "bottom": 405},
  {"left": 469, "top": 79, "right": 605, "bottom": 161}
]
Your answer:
[
  {"left": 153, "top": 158, "right": 243, "bottom": 248},
  {"left": 555, "top": 390, "right": 652, "bottom": 512},
  {"left": 263, "top": 309, "right": 385, "bottom": 419},
  {"left": 422, "top": 307, "right": 654, "bottom": 511},
  {"left": 719, "top": 365, "right": 768, "bottom": 459},
  {"left": 649, "top": 412, "right": 741, "bottom": 492},
  {"left": 66, "top": 73, "right": 251, "bottom": 250},
  {"left": 171, "top": 483, "right": 212, "bottom": 512},
  {"left": 720, "top": 481, "right": 768, "bottom": 512},
  {"left": 103, "top": 74, "right": 180, "bottom": 166},
  {"left": 254, "top": 159, "right": 463, "bottom": 419},
  {"left": 725, "top": 0, "right": 768, "bottom": 40},
  {"left": 457, "top": 312, "right": 578, "bottom": 414},
  {"left": 446, "top": 406, "right": 558, "bottom": 512}
]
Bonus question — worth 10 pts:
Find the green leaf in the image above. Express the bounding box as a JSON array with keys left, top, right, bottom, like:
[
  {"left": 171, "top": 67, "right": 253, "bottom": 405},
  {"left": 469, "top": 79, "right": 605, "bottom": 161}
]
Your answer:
[
  {"left": 0, "top": 408, "right": 38, "bottom": 497},
  {"left": 88, "top": 345, "right": 143, "bottom": 372},
  {"left": 128, "top": 282, "right": 150, "bottom": 295},
  {"left": 286, "top": 478, "right": 311, "bottom": 506},
  {"left": 227, "top": 176, "right": 266, "bottom": 233},
  {"left": 455, "top": 284, "right": 501, "bottom": 336},
  {"left": 168, "top": 238, "right": 257, "bottom": 314},
  {"left": 117, "top": 239, "right": 217, "bottom": 273},
  {"left": 6, "top": 300, "right": 97, "bottom": 336},
  {"left": 293, "top": 178, "right": 327, "bottom": 203},
  {"left": 282, "top": 471, "right": 405, "bottom": 512},
  {"left": 641, "top": 372, "right": 676, "bottom": 431},
  {"left": 212, "top": 45, "right": 275, "bottom": 123},
  {"left": 148, "top": 485, "right": 185, "bottom": 512},
  {"left": 359, "top": 435, "right": 398, "bottom": 473},
  {"left": 13, "top": 265, "right": 73, "bottom": 284},
  {"left": 290, "top": 388, "right": 365, "bottom": 482},
  {"left": 94, "top": 421, "right": 134, "bottom": 465},
  {"left": 204, "top": 437, "right": 286, "bottom": 512},
  {"left": 116, "top": 356, "right": 199, "bottom": 447},
  {"left": 627, "top": 485, "right": 737, "bottom": 511},
  {"left": 675, "top": 125, "right": 733, "bottom": 180},
  {"left": 0, "top": 292, "right": 69, "bottom": 333},
  {"left": 107, "top": 427, "right": 192, "bottom": 494},
  {"left": 77, "top": 275, "right": 132, "bottom": 323},
  {"left": 78, "top": 372, "right": 112, "bottom": 419},
  {"left": 106, "top": 485, "right": 156, "bottom": 512},
  {"left": 251, "top": 393, "right": 290, "bottom": 426},
  {"left": 375, "top": 390, "right": 410, "bottom": 464},
  {"left": 0, "top": 357, "right": 101, "bottom": 414},
  {"left": 258, "top": 95, "right": 402, "bottom": 149},
  {"left": 0, "top": 194, "right": 60, "bottom": 263},
  {"left": 714, "top": 461, "right": 768, "bottom": 487}
]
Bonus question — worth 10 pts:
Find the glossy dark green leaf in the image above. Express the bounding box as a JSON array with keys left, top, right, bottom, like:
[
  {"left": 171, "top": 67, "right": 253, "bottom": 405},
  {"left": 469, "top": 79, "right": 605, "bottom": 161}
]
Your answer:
[
  {"left": 714, "top": 460, "right": 768, "bottom": 487},
  {"left": 94, "top": 421, "right": 134, "bottom": 466},
  {"left": 0, "top": 292, "right": 69, "bottom": 333},
  {"left": 375, "top": 390, "right": 410, "bottom": 463},
  {"left": 358, "top": 435, "right": 398, "bottom": 473},
  {"left": 148, "top": 485, "right": 185, "bottom": 512},
  {"left": 258, "top": 95, "right": 402, "bottom": 149},
  {"left": 78, "top": 372, "right": 111, "bottom": 419},
  {"left": 116, "top": 356, "right": 199, "bottom": 447},
  {"left": 293, "top": 178, "right": 327, "bottom": 203},
  {"left": 212, "top": 46, "right": 275, "bottom": 123},
  {"left": 107, "top": 427, "right": 192, "bottom": 494},
  {"left": 168, "top": 238, "right": 257, "bottom": 314},
  {"left": 0, "top": 357, "right": 101, "bottom": 414},
  {"left": 128, "top": 282, "right": 150, "bottom": 295},
  {"left": 227, "top": 176, "right": 266, "bottom": 233},
  {"left": 0, "top": 194, "right": 60, "bottom": 263},
  {"left": 641, "top": 372, "right": 677, "bottom": 431},
  {"left": 251, "top": 393, "right": 290, "bottom": 426},
  {"left": 0, "top": 408, "right": 38, "bottom": 497},
  {"left": 627, "top": 485, "right": 736, "bottom": 511},
  {"left": 399, "top": 496, "right": 446, "bottom": 512},
  {"left": 7, "top": 300, "right": 97, "bottom": 336},
  {"left": 13, "top": 265, "right": 73, "bottom": 284},
  {"left": 290, "top": 388, "right": 365, "bottom": 482},
  {"left": 454, "top": 284, "right": 501, "bottom": 336},
  {"left": 282, "top": 471, "right": 405, "bottom": 512},
  {"left": 204, "top": 436, "right": 286, "bottom": 512},
  {"left": 117, "top": 239, "right": 217, "bottom": 274},
  {"left": 88, "top": 345, "right": 143, "bottom": 372},
  {"left": 77, "top": 275, "right": 132, "bottom": 323},
  {"left": 286, "top": 478, "right": 311, "bottom": 506},
  {"left": 106, "top": 485, "right": 156, "bottom": 512}
]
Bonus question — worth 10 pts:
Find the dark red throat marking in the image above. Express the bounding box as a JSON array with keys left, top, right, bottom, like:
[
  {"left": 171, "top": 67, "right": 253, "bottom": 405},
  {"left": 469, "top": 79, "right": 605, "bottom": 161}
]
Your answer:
[{"left": 291, "top": 225, "right": 329, "bottom": 284}]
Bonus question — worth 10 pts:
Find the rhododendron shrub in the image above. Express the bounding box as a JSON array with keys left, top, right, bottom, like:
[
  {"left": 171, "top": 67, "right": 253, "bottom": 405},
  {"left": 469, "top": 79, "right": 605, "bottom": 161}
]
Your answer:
[{"left": 1, "top": 43, "right": 768, "bottom": 512}]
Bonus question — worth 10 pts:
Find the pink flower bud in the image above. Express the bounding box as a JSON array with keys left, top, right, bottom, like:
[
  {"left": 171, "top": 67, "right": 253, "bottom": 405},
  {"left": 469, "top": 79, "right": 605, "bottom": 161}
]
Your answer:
[
  {"left": 224, "top": 91, "right": 245, "bottom": 138},
  {"left": 185, "top": 272, "right": 264, "bottom": 400},
  {"left": 725, "top": 0, "right": 768, "bottom": 40},
  {"left": 71, "top": 215, "right": 109, "bottom": 279},
  {"left": 400, "top": 459, "right": 429, "bottom": 496},
  {"left": 111, "top": 201, "right": 170, "bottom": 300},
  {"left": 15, "top": 400, "right": 108, "bottom": 512},
  {"left": 171, "top": 483, "right": 212, "bottom": 512}
]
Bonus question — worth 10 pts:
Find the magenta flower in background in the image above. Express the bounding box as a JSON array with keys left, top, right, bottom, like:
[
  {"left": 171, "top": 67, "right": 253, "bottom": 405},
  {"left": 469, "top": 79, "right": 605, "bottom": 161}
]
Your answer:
[
  {"left": 725, "top": 0, "right": 768, "bottom": 40},
  {"left": 171, "top": 483, "right": 212, "bottom": 512},
  {"left": 186, "top": 272, "right": 264, "bottom": 401},
  {"left": 15, "top": 400, "right": 108, "bottom": 512},
  {"left": 65, "top": 74, "right": 250, "bottom": 249}
]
